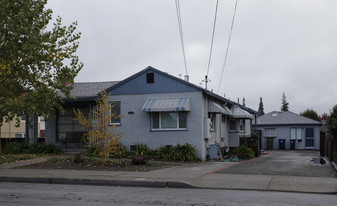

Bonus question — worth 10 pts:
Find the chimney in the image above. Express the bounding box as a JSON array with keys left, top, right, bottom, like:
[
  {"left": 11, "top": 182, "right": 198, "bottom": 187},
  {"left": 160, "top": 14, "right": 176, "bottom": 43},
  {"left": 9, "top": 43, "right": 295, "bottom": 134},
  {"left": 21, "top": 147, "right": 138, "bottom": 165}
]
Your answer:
[
  {"left": 237, "top": 98, "right": 240, "bottom": 104},
  {"left": 184, "top": 75, "right": 189, "bottom": 82},
  {"left": 243, "top": 98, "right": 246, "bottom": 106}
]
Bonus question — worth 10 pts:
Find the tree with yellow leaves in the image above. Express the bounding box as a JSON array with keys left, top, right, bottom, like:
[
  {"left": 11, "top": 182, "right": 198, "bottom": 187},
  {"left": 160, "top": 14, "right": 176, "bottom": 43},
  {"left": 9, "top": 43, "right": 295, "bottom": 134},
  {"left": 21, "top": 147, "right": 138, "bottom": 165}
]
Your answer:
[{"left": 74, "top": 91, "right": 122, "bottom": 161}]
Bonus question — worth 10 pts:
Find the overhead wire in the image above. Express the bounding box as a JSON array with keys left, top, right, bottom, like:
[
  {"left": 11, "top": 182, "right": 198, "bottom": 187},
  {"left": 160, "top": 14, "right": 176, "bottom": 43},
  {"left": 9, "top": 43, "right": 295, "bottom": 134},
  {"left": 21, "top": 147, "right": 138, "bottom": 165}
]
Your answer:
[
  {"left": 217, "top": 0, "right": 239, "bottom": 93},
  {"left": 206, "top": 0, "right": 219, "bottom": 77},
  {"left": 175, "top": 0, "right": 188, "bottom": 76}
]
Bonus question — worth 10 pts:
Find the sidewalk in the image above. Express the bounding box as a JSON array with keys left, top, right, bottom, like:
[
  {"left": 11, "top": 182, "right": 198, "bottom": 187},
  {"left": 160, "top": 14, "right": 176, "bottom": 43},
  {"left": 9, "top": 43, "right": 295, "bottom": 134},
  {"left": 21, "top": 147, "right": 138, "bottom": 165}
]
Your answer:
[{"left": 1, "top": 157, "right": 337, "bottom": 194}]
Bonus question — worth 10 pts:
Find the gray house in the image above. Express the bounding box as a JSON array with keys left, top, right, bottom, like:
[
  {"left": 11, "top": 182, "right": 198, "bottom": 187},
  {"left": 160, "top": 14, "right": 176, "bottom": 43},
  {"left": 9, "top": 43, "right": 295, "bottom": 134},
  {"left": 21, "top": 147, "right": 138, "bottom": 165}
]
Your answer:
[
  {"left": 46, "top": 66, "right": 256, "bottom": 160},
  {"left": 256, "top": 111, "right": 322, "bottom": 150}
]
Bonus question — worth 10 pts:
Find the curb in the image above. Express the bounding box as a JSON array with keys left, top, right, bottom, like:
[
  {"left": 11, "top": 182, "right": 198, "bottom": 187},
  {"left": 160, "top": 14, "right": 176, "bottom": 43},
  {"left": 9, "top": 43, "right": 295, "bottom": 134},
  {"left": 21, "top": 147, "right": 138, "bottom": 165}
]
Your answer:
[{"left": 0, "top": 176, "right": 197, "bottom": 189}]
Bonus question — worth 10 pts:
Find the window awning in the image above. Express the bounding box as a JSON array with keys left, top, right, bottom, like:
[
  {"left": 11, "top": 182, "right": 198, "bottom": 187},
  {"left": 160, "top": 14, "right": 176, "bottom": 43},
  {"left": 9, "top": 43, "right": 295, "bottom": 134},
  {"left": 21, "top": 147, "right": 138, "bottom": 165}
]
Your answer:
[
  {"left": 209, "top": 102, "right": 231, "bottom": 115},
  {"left": 231, "top": 106, "right": 253, "bottom": 119},
  {"left": 142, "top": 98, "right": 190, "bottom": 112}
]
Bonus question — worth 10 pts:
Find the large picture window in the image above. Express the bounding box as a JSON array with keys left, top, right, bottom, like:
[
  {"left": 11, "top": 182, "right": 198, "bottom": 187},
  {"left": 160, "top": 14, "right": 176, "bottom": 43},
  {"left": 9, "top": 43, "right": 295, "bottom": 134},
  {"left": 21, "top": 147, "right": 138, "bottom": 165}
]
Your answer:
[{"left": 152, "top": 112, "right": 187, "bottom": 130}]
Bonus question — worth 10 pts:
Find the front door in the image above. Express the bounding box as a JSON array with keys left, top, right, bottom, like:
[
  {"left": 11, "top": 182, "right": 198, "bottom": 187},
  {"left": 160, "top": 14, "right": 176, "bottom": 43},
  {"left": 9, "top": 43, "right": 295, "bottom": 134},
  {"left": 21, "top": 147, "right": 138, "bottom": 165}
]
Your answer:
[{"left": 305, "top": 128, "right": 315, "bottom": 149}]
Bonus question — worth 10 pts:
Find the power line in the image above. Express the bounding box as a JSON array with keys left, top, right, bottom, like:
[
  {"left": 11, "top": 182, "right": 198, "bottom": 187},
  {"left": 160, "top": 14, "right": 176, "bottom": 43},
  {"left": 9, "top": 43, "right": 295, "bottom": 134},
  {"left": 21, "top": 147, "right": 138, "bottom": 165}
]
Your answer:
[
  {"left": 217, "top": 0, "right": 239, "bottom": 93},
  {"left": 206, "top": 0, "right": 219, "bottom": 77},
  {"left": 175, "top": 0, "right": 188, "bottom": 76}
]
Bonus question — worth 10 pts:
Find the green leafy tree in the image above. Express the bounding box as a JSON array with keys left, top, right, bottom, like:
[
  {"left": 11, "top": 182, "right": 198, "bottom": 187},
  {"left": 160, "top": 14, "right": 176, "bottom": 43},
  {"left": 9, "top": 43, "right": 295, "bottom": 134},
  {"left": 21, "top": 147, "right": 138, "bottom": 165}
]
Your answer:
[
  {"left": 281, "top": 92, "right": 289, "bottom": 111},
  {"left": 74, "top": 91, "right": 123, "bottom": 161},
  {"left": 327, "top": 105, "right": 337, "bottom": 141},
  {"left": 300, "top": 109, "right": 321, "bottom": 122},
  {"left": 257, "top": 97, "right": 265, "bottom": 116},
  {"left": 0, "top": 0, "right": 83, "bottom": 125}
]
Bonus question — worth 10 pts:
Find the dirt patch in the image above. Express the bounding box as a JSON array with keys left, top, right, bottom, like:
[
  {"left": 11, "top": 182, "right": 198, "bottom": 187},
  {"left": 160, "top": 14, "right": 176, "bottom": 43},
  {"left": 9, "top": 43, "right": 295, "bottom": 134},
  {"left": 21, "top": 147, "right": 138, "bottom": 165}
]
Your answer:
[{"left": 16, "top": 157, "right": 181, "bottom": 172}]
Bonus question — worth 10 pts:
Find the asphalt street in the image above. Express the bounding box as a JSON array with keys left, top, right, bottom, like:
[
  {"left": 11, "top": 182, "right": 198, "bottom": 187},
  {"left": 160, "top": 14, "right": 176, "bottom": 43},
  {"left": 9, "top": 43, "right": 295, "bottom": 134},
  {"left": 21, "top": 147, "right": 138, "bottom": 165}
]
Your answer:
[
  {"left": 1, "top": 182, "right": 337, "bottom": 206},
  {"left": 217, "top": 150, "right": 336, "bottom": 177}
]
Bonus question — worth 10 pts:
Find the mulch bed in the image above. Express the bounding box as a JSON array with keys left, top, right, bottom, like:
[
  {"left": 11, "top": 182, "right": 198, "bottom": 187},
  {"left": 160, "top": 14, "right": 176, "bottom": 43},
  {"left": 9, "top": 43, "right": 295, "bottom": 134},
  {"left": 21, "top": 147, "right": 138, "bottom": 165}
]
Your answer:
[{"left": 16, "top": 158, "right": 180, "bottom": 172}]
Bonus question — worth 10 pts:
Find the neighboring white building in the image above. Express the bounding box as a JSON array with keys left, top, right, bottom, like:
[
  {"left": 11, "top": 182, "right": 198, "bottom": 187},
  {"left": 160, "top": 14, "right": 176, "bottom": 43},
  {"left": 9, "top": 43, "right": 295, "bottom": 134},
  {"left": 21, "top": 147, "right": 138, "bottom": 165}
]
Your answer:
[{"left": 46, "top": 66, "right": 257, "bottom": 160}]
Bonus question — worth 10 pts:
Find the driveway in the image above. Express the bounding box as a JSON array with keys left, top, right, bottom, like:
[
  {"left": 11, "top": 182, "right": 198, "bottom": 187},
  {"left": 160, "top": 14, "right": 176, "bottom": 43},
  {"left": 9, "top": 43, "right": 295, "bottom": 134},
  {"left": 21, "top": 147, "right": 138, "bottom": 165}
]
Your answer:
[{"left": 217, "top": 150, "right": 336, "bottom": 177}]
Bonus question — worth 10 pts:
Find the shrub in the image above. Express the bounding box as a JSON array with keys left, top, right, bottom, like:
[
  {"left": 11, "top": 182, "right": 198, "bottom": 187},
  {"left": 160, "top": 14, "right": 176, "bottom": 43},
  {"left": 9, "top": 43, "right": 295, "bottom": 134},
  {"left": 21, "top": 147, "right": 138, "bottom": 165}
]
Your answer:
[
  {"left": 231, "top": 145, "right": 255, "bottom": 159},
  {"left": 3, "top": 142, "right": 28, "bottom": 154},
  {"left": 156, "top": 145, "right": 174, "bottom": 160},
  {"left": 172, "top": 143, "right": 197, "bottom": 162},
  {"left": 132, "top": 154, "right": 148, "bottom": 165},
  {"left": 135, "top": 143, "right": 152, "bottom": 156},
  {"left": 3, "top": 142, "right": 62, "bottom": 155},
  {"left": 110, "top": 142, "right": 126, "bottom": 157}
]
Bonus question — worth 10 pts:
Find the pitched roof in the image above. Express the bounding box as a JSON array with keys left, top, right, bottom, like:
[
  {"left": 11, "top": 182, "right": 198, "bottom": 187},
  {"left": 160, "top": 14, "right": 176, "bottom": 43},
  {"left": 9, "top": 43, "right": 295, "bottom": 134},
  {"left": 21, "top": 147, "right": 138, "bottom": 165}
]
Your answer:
[
  {"left": 60, "top": 66, "right": 257, "bottom": 114},
  {"left": 105, "top": 66, "right": 257, "bottom": 114},
  {"left": 256, "top": 111, "right": 322, "bottom": 126},
  {"left": 60, "top": 81, "right": 119, "bottom": 100}
]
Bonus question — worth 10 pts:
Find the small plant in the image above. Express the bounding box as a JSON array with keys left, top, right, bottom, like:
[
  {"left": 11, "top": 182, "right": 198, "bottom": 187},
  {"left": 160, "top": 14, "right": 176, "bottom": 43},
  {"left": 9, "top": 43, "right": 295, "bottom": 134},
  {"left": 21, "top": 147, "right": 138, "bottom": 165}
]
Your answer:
[
  {"left": 231, "top": 145, "right": 255, "bottom": 160},
  {"left": 74, "top": 153, "right": 84, "bottom": 163},
  {"left": 135, "top": 143, "right": 152, "bottom": 156}
]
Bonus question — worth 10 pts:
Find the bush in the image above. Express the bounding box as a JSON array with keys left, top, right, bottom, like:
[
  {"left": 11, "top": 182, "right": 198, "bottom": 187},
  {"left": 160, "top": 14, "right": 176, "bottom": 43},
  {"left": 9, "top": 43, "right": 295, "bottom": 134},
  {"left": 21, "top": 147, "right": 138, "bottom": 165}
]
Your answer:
[
  {"left": 3, "top": 142, "right": 28, "bottom": 154},
  {"left": 132, "top": 154, "right": 148, "bottom": 165},
  {"left": 135, "top": 143, "right": 152, "bottom": 156},
  {"left": 156, "top": 145, "right": 174, "bottom": 160},
  {"left": 110, "top": 142, "right": 126, "bottom": 157},
  {"left": 172, "top": 143, "right": 197, "bottom": 162},
  {"left": 231, "top": 145, "right": 255, "bottom": 159},
  {"left": 3, "top": 142, "right": 62, "bottom": 155}
]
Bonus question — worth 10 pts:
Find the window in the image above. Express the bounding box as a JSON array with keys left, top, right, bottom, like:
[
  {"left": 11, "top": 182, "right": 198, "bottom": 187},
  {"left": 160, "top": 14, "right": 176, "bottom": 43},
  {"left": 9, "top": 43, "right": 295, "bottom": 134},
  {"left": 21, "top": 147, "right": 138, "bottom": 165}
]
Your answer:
[
  {"left": 305, "top": 128, "right": 314, "bottom": 147},
  {"left": 222, "top": 115, "right": 226, "bottom": 123},
  {"left": 146, "top": 73, "right": 154, "bottom": 83},
  {"left": 152, "top": 112, "right": 187, "bottom": 130},
  {"left": 229, "top": 120, "right": 236, "bottom": 131},
  {"left": 110, "top": 102, "right": 121, "bottom": 125},
  {"left": 290, "top": 128, "right": 302, "bottom": 140},
  {"left": 209, "top": 113, "right": 215, "bottom": 131},
  {"left": 264, "top": 128, "right": 276, "bottom": 137},
  {"left": 239, "top": 120, "right": 245, "bottom": 132}
]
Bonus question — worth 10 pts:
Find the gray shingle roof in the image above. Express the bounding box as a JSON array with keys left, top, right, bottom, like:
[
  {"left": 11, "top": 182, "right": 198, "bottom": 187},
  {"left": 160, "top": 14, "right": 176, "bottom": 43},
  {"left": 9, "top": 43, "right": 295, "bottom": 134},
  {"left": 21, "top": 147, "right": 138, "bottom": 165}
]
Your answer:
[
  {"left": 60, "top": 81, "right": 119, "bottom": 99},
  {"left": 256, "top": 111, "right": 322, "bottom": 126}
]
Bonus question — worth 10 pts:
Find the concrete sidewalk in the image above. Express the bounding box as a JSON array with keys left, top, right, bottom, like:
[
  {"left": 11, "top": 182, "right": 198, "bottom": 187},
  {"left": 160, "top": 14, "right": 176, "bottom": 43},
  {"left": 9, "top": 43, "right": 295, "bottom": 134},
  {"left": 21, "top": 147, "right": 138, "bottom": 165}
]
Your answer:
[{"left": 1, "top": 157, "right": 337, "bottom": 194}]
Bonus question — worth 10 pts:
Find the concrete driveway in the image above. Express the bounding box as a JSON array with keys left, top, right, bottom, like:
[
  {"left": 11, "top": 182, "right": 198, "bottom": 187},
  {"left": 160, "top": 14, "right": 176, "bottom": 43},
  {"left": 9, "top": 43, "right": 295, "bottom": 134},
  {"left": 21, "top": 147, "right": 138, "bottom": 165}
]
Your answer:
[{"left": 217, "top": 150, "right": 336, "bottom": 177}]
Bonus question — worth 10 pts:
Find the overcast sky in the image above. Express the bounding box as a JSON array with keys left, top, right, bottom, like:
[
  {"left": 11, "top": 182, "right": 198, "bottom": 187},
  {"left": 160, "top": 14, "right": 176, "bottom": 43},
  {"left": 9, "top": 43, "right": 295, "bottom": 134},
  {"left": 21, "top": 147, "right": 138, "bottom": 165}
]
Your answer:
[{"left": 47, "top": 0, "right": 337, "bottom": 115}]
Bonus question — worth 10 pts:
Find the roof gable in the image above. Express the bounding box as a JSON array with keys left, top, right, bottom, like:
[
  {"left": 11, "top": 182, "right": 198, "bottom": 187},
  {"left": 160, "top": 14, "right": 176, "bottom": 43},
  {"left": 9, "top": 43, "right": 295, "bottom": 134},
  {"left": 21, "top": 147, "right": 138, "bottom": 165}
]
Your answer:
[
  {"left": 106, "top": 66, "right": 200, "bottom": 95},
  {"left": 256, "top": 111, "right": 322, "bottom": 126}
]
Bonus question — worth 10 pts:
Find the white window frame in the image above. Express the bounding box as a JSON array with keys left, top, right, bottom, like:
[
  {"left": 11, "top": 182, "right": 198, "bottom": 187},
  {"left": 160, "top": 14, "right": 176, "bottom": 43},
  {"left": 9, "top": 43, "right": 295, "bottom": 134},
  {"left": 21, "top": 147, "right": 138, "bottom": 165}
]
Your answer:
[
  {"left": 264, "top": 128, "right": 276, "bottom": 137},
  {"left": 110, "top": 101, "right": 121, "bottom": 126},
  {"left": 209, "top": 113, "right": 216, "bottom": 132},
  {"left": 151, "top": 111, "right": 187, "bottom": 131},
  {"left": 290, "top": 128, "right": 302, "bottom": 140}
]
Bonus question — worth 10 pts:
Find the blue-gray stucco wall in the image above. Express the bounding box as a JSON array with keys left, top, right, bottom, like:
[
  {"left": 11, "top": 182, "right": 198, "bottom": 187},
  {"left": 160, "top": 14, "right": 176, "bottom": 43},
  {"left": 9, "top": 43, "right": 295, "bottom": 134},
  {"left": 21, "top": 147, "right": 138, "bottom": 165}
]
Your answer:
[
  {"left": 109, "top": 92, "right": 205, "bottom": 160},
  {"left": 258, "top": 125, "right": 321, "bottom": 150},
  {"left": 108, "top": 70, "right": 199, "bottom": 95}
]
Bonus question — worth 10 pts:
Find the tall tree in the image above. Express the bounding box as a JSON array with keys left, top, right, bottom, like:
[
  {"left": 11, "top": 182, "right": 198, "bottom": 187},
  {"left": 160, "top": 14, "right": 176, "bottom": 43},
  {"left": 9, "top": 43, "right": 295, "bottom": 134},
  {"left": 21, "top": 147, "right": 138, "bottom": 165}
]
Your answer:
[
  {"left": 281, "top": 92, "right": 289, "bottom": 111},
  {"left": 257, "top": 97, "right": 265, "bottom": 116},
  {"left": 327, "top": 105, "right": 337, "bottom": 141},
  {"left": 0, "top": 0, "right": 83, "bottom": 124},
  {"left": 300, "top": 109, "right": 321, "bottom": 122}
]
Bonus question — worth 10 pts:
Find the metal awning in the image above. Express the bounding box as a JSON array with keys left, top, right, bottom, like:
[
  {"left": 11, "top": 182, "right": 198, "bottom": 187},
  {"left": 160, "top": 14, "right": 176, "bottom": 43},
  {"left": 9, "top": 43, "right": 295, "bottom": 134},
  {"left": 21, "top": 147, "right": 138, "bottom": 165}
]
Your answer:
[
  {"left": 142, "top": 98, "right": 190, "bottom": 112},
  {"left": 231, "top": 106, "right": 253, "bottom": 119},
  {"left": 209, "top": 102, "right": 231, "bottom": 115}
]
